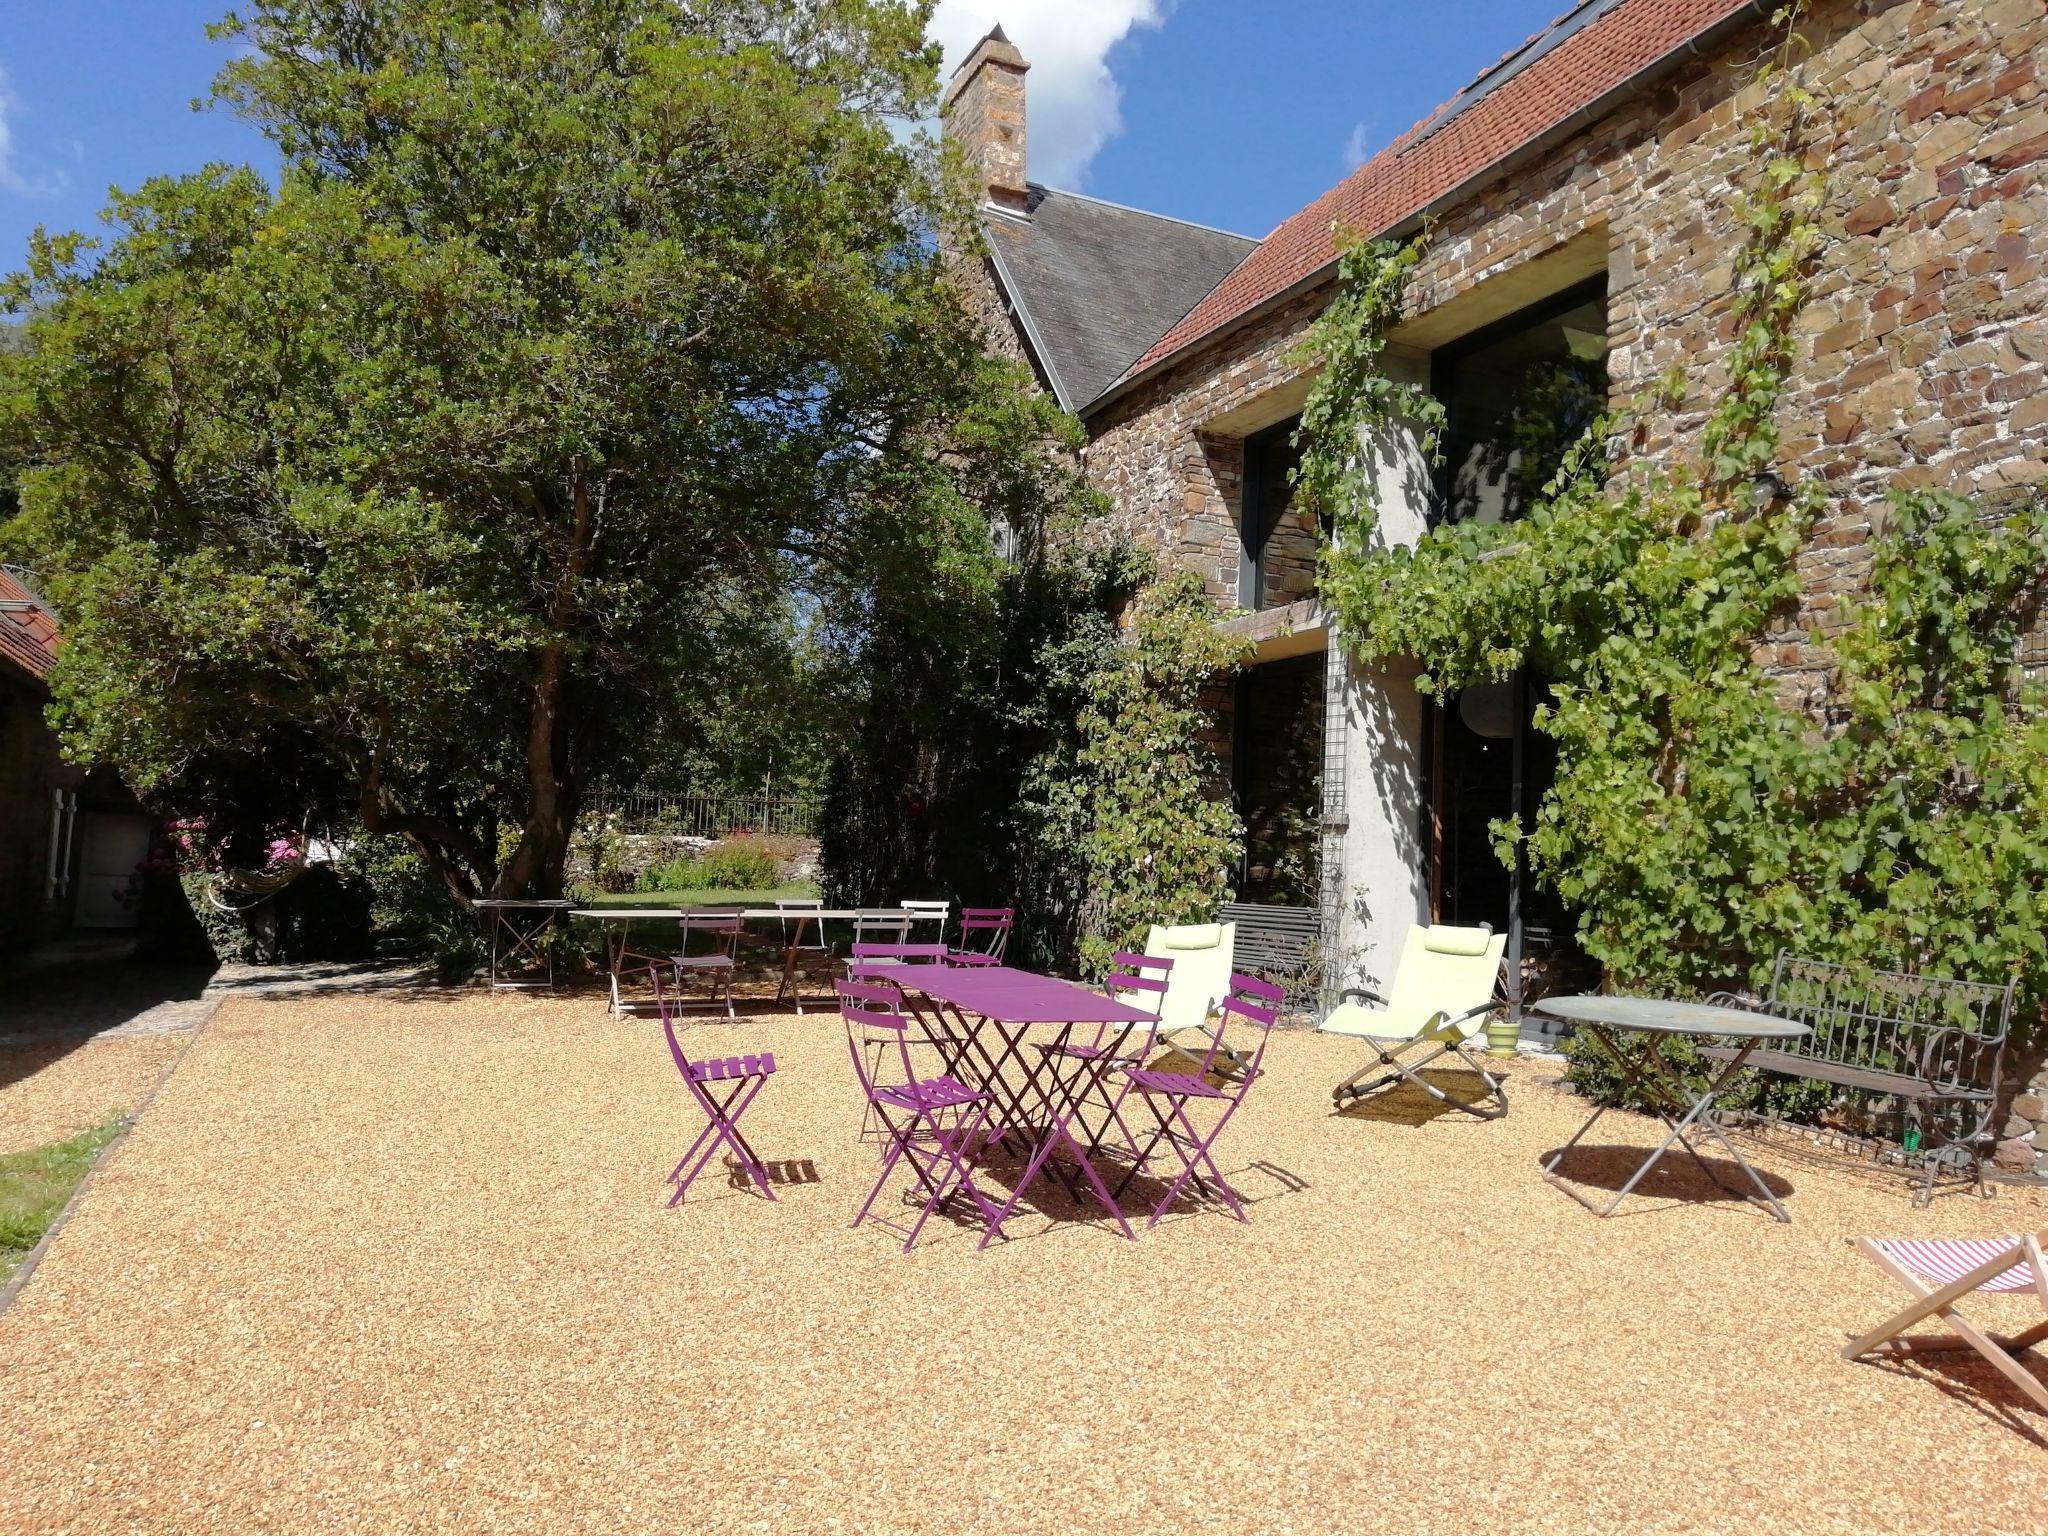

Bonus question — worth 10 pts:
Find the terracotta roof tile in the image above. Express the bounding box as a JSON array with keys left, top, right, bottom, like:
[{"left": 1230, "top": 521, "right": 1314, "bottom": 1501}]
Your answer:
[
  {"left": 1116, "top": 0, "right": 1757, "bottom": 391},
  {"left": 0, "top": 568, "right": 60, "bottom": 683}
]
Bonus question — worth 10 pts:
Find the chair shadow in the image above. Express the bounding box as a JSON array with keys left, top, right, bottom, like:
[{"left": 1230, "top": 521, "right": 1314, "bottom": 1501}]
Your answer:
[
  {"left": 668, "top": 1154, "right": 821, "bottom": 1205},
  {"left": 1333, "top": 1068, "right": 1494, "bottom": 1127},
  {"left": 1539, "top": 1143, "right": 1795, "bottom": 1205},
  {"left": 738, "top": 1157, "right": 821, "bottom": 1190},
  {"left": 1855, "top": 1352, "right": 2048, "bottom": 1447}
]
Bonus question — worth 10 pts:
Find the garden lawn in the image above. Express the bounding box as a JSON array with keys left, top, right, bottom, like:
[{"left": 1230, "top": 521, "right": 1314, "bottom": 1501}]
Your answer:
[
  {"left": 0, "top": 1115, "right": 124, "bottom": 1282},
  {"left": 2, "top": 990, "right": 2044, "bottom": 1535}
]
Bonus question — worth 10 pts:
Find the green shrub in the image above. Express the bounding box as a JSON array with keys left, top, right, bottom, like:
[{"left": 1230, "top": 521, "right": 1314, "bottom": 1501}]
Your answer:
[
  {"left": 638, "top": 836, "right": 781, "bottom": 893},
  {"left": 1560, "top": 1027, "right": 1835, "bottom": 1121}
]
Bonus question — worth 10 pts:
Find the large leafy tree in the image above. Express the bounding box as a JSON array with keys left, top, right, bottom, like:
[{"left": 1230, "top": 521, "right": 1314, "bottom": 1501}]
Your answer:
[{"left": 0, "top": 0, "right": 1080, "bottom": 897}]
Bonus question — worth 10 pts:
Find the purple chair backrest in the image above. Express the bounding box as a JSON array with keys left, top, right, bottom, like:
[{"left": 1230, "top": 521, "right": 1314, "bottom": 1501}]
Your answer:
[
  {"left": 956, "top": 907, "right": 1014, "bottom": 961},
  {"left": 646, "top": 965, "right": 698, "bottom": 1079},
  {"left": 835, "top": 976, "right": 917, "bottom": 1092},
  {"left": 1104, "top": 950, "right": 1173, "bottom": 1011},
  {"left": 1199, "top": 971, "right": 1285, "bottom": 1084}
]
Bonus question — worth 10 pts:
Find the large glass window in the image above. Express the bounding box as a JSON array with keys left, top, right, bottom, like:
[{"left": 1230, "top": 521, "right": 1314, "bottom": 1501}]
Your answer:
[
  {"left": 1432, "top": 280, "right": 1608, "bottom": 526},
  {"left": 1425, "top": 281, "right": 1608, "bottom": 993}
]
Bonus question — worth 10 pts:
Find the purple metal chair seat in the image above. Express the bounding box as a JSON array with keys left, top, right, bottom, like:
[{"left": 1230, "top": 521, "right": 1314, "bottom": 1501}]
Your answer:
[
  {"left": 1112, "top": 972, "right": 1284, "bottom": 1227},
  {"left": 1120, "top": 1065, "right": 1228, "bottom": 1098},
  {"left": 650, "top": 966, "right": 779, "bottom": 1205},
  {"left": 837, "top": 977, "right": 1008, "bottom": 1253},
  {"left": 871, "top": 1075, "right": 983, "bottom": 1114}
]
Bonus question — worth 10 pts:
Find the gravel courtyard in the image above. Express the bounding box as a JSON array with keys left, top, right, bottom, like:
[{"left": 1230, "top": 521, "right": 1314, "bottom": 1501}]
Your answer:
[{"left": 1, "top": 989, "right": 2042, "bottom": 1535}]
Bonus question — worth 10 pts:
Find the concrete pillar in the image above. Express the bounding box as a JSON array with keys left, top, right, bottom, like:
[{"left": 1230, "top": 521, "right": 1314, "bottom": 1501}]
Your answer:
[{"left": 1325, "top": 348, "right": 1433, "bottom": 995}]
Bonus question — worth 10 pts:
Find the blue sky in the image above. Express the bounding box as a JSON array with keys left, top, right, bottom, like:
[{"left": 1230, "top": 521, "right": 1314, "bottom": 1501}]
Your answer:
[{"left": 1, "top": 0, "right": 1554, "bottom": 269}]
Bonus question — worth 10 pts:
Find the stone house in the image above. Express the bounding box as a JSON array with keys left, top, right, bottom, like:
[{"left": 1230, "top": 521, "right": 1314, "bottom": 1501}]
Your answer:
[{"left": 940, "top": 0, "right": 2048, "bottom": 1041}]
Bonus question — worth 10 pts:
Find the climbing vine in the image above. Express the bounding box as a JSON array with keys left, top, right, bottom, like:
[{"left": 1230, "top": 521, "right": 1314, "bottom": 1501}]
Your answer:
[
  {"left": 1292, "top": 3, "right": 2048, "bottom": 1010},
  {"left": 1017, "top": 565, "right": 1249, "bottom": 976}
]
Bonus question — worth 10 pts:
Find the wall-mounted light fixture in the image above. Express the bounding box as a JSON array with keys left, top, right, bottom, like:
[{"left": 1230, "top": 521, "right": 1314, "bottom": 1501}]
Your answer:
[{"left": 1748, "top": 469, "right": 1791, "bottom": 513}]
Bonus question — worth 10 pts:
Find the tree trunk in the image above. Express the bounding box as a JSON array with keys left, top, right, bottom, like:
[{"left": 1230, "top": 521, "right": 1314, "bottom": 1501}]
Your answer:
[{"left": 494, "top": 466, "right": 598, "bottom": 900}]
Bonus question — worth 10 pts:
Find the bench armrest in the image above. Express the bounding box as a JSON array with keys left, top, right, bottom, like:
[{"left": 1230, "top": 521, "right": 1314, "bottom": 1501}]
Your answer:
[
  {"left": 1916, "top": 1026, "right": 1998, "bottom": 1095},
  {"left": 1704, "top": 989, "right": 1766, "bottom": 1011}
]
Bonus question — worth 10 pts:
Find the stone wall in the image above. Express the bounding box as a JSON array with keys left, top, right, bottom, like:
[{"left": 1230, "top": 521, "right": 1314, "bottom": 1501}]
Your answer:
[{"left": 1083, "top": 0, "right": 2048, "bottom": 644}]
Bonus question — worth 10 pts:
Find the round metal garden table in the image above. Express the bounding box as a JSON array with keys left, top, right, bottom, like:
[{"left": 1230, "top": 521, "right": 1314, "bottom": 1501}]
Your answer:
[{"left": 1532, "top": 995, "right": 1810, "bottom": 1222}]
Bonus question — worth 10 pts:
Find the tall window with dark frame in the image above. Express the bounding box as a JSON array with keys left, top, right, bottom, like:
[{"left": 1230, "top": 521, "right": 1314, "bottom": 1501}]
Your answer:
[
  {"left": 1423, "top": 280, "right": 1608, "bottom": 967},
  {"left": 1238, "top": 416, "right": 1310, "bottom": 612}
]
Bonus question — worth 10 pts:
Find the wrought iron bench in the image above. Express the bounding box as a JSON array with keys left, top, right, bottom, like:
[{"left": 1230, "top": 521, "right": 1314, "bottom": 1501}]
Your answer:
[
  {"left": 1701, "top": 952, "right": 2015, "bottom": 1205},
  {"left": 1218, "top": 902, "right": 1321, "bottom": 1016}
]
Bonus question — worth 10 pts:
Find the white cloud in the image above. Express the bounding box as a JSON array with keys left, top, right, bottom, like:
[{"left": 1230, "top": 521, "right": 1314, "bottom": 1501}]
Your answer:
[
  {"left": 930, "top": 1, "right": 1170, "bottom": 190},
  {"left": 0, "top": 65, "right": 69, "bottom": 198},
  {"left": 1342, "top": 121, "right": 1374, "bottom": 172}
]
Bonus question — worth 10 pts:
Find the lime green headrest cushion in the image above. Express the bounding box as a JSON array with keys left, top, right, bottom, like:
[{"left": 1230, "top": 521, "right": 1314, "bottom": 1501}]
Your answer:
[
  {"left": 1422, "top": 923, "right": 1493, "bottom": 957},
  {"left": 1158, "top": 923, "right": 1223, "bottom": 950}
]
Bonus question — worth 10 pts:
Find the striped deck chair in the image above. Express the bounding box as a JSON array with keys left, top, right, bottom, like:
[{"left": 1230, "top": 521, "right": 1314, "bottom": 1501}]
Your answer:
[{"left": 1845, "top": 1229, "right": 2048, "bottom": 1414}]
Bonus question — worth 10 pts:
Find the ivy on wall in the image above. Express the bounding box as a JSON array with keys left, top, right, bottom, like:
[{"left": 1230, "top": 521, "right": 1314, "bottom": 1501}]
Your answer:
[
  {"left": 1291, "top": 3, "right": 2048, "bottom": 1013},
  {"left": 1017, "top": 566, "right": 1248, "bottom": 975}
]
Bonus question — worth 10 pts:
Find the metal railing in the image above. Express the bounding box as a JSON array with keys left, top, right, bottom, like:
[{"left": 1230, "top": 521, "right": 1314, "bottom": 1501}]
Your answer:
[{"left": 580, "top": 792, "right": 822, "bottom": 840}]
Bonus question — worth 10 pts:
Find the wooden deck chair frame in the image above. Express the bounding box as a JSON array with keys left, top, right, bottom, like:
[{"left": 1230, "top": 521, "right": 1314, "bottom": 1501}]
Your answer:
[
  {"left": 1844, "top": 1230, "right": 2048, "bottom": 1414},
  {"left": 1319, "top": 923, "right": 1509, "bottom": 1120}
]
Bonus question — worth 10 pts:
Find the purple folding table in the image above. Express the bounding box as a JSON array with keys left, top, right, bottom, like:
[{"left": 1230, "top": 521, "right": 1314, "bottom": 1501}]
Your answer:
[{"left": 891, "top": 965, "right": 1158, "bottom": 1244}]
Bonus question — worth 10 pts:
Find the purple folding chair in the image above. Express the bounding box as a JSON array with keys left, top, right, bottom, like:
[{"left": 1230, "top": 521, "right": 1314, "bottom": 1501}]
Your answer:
[
  {"left": 671, "top": 908, "right": 743, "bottom": 1020},
  {"left": 1038, "top": 951, "right": 1173, "bottom": 1159},
  {"left": 947, "top": 907, "right": 1014, "bottom": 968},
  {"left": 649, "top": 965, "right": 779, "bottom": 1204},
  {"left": 837, "top": 977, "right": 1008, "bottom": 1253},
  {"left": 1113, "top": 972, "right": 1284, "bottom": 1227},
  {"left": 844, "top": 944, "right": 945, "bottom": 1141}
]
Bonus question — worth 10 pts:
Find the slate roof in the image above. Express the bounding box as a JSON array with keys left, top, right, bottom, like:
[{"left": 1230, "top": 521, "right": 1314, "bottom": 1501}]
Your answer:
[
  {"left": 982, "top": 185, "right": 1257, "bottom": 411},
  {"left": 0, "top": 566, "right": 59, "bottom": 686},
  {"left": 1113, "top": 0, "right": 1758, "bottom": 397}
]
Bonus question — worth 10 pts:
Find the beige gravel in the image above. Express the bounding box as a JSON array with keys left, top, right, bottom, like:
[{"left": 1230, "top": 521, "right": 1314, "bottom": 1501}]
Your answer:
[
  {"left": 1, "top": 990, "right": 2043, "bottom": 1536},
  {"left": 0, "top": 1035, "right": 186, "bottom": 1155}
]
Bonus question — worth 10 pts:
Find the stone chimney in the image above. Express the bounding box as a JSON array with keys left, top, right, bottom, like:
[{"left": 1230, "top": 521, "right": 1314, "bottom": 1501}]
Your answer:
[{"left": 941, "top": 25, "right": 1030, "bottom": 216}]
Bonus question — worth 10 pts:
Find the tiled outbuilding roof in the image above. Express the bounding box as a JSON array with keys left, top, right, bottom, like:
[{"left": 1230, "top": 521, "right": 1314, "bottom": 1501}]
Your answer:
[
  {"left": 1112, "top": 0, "right": 1759, "bottom": 396},
  {"left": 983, "top": 185, "right": 1257, "bottom": 411},
  {"left": 0, "top": 567, "right": 60, "bottom": 684}
]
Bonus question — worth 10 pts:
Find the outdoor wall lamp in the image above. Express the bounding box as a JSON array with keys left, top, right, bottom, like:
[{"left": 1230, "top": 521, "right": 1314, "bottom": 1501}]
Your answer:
[{"left": 1748, "top": 469, "right": 1791, "bottom": 512}]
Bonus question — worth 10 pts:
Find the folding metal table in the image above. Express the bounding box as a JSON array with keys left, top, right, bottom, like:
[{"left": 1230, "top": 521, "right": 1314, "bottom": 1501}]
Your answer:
[
  {"left": 474, "top": 898, "right": 575, "bottom": 989},
  {"left": 890, "top": 965, "right": 1158, "bottom": 1243},
  {"left": 1532, "top": 994, "right": 1810, "bottom": 1221}
]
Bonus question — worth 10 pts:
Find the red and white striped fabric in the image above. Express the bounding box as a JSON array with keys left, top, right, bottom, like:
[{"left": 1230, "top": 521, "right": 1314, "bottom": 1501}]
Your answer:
[{"left": 1870, "top": 1236, "right": 2038, "bottom": 1293}]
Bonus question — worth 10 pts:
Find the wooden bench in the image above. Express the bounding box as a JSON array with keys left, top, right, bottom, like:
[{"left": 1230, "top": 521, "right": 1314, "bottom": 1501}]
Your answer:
[
  {"left": 1218, "top": 902, "right": 1321, "bottom": 1016},
  {"left": 1702, "top": 952, "right": 2016, "bottom": 1205}
]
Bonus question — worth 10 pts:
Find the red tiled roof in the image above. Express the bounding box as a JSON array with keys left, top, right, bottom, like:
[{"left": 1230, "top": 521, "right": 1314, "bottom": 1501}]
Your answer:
[
  {"left": 0, "top": 567, "right": 60, "bottom": 683},
  {"left": 1117, "top": 0, "right": 1758, "bottom": 389}
]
